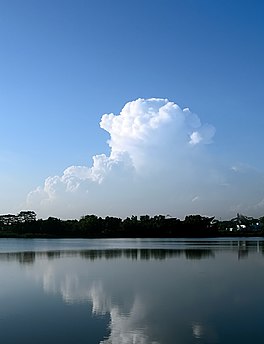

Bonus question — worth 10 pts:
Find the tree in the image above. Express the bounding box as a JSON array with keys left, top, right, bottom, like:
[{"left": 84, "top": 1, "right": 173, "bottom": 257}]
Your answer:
[
  {"left": 79, "top": 215, "right": 103, "bottom": 236},
  {"left": 17, "top": 211, "right": 37, "bottom": 222}
]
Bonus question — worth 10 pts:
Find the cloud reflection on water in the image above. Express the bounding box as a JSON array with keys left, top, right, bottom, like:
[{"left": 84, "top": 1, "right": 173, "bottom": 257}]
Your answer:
[{"left": 31, "top": 264, "right": 160, "bottom": 344}]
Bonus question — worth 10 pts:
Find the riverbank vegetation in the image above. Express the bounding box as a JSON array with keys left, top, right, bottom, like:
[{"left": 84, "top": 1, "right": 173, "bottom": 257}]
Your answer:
[{"left": 0, "top": 211, "right": 263, "bottom": 238}]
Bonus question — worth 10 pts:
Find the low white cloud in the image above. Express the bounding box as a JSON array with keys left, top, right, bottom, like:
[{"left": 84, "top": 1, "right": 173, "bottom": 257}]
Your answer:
[
  {"left": 26, "top": 98, "right": 264, "bottom": 219},
  {"left": 191, "top": 196, "right": 199, "bottom": 203}
]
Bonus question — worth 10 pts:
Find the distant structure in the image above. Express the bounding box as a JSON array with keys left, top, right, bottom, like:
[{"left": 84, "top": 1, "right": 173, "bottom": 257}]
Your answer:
[{"left": 230, "top": 213, "right": 261, "bottom": 231}]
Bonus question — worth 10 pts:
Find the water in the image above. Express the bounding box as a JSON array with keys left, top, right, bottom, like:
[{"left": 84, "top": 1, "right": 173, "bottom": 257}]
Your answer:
[{"left": 0, "top": 238, "right": 264, "bottom": 343}]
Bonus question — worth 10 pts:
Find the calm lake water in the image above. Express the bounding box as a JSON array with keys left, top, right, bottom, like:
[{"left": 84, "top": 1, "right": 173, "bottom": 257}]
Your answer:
[{"left": 0, "top": 238, "right": 264, "bottom": 344}]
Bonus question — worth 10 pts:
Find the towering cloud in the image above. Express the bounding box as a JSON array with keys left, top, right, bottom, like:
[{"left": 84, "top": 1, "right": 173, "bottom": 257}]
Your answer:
[
  {"left": 99, "top": 98, "right": 215, "bottom": 170},
  {"left": 26, "top": 98, "right": 264, "bottom": 219}
]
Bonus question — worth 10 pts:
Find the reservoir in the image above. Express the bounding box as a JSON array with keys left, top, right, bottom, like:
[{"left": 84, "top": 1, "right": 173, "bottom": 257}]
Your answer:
[{"left": 0, "top": 238, "right": 263, "bottom": 343}]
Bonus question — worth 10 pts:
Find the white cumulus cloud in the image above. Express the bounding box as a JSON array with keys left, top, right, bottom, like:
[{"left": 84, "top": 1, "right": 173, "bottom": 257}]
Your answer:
[{"left": 26, "top": 98, "right": 264, "bottom": 219}]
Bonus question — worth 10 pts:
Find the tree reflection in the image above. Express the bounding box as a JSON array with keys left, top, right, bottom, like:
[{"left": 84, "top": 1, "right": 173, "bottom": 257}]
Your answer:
[
  {"left": 0, "top": 239, "right": 264, "bottom": 264},
  {"left": 0, "top": 248, "right": 215, "bottom": 264},
  {"left": 184, "top": 249, "right": 214, "bottom": 260}
]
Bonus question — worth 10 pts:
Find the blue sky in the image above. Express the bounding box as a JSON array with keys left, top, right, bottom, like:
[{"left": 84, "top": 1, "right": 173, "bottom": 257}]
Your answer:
[{"left": 1, "top": 0, "right": 264, "bottom": 219}]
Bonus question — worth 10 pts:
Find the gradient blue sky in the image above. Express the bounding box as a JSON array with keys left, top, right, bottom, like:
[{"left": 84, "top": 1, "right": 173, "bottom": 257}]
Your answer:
[{"left": 1, "top": 0, "right": 264, "bottom": 219}]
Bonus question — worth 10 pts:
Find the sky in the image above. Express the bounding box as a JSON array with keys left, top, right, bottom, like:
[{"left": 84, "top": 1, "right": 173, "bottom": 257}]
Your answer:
[{"left": 0, "top": 0, "right": 264, "bottom": 220}]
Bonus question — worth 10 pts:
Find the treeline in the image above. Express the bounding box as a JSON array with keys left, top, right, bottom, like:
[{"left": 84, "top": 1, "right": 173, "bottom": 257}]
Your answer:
[{"left": 0, "top": 211, "right": 264, "bottom": 238}]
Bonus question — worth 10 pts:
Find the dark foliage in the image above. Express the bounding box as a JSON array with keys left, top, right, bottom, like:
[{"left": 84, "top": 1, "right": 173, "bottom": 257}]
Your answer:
[{"left": 0, "top": 211, "right": 263, "bottom": 238}]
